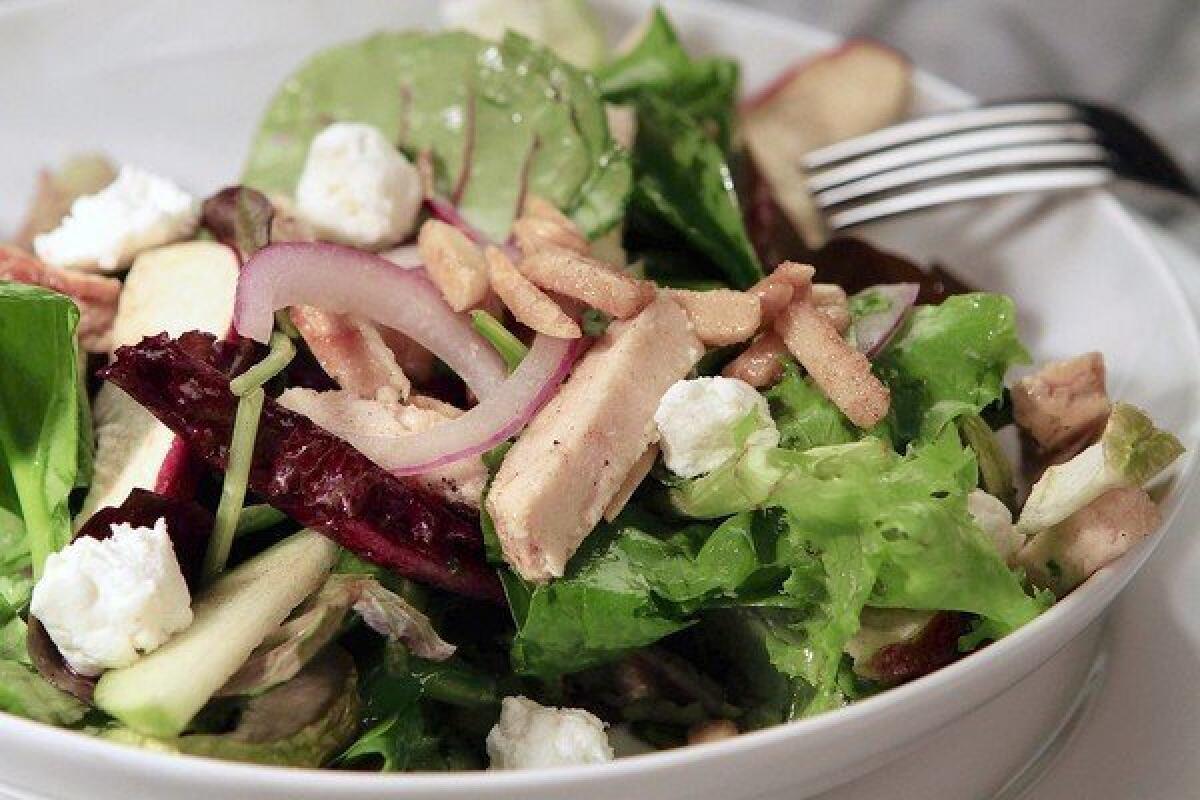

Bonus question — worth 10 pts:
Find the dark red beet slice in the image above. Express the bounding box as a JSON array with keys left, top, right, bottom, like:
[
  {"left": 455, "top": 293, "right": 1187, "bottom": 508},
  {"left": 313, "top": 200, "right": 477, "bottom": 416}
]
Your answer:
[
  {"left": 29, "top": 489, "right": 216, "bottom": 702},
  {"left": 865, "top": 612, "right": 970, "bottom": 686},
  {"left": 75, "top": 488, "right": 214, "bottom": 591},
  {"left": 100, "top": 332, "right": 503, "bottom": 602}
]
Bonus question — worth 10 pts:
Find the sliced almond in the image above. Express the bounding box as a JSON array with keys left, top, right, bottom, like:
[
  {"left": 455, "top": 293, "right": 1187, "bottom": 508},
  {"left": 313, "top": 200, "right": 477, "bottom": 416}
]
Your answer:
[
  {"left": 750, "top": 274, "right": 796, "bottom": 322},
  {"left": 775, "top": 301, "right": 890, "bottom": 428},
  {"left": 519, "top": 248, "right": 654, "bottom": 319},
  {"left": 417, "top": 219, "right": 489, "bottom": 312},
  {"left": 773, "top": 261, "right": 816, "bottom": 294},
  {"left": 513, "top": 216, "right": 589, "bottom": 258},
  {"left": 485, "top": 247, "right": 581, "bottom": 339},
  {"left": 811, "top": 282, "right": 851, "bottom": 333},
  {"left": 666, "top": 288, "right": 762, "bottom": 346},
  {"left": 722, "top": 331, "right": 789, "bottom": 388}
]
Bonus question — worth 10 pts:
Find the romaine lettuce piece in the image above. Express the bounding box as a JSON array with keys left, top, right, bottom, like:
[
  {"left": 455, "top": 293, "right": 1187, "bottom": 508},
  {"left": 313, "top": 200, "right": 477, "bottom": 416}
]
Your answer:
[
  {"left": 874, "top": 293, "right": 1030, "bottom": 443},
  {"left": 596, "top": 8, "right": 739, "bottom": 150},
  {"left": 0, "top": 283, "right": 89, "bottom": 578},
  {"left": 628, "top": 96, "right": 762, "bottom": 288},
  {"left": 1017, "top": 403, "right": 1183, "bottom": 534}
]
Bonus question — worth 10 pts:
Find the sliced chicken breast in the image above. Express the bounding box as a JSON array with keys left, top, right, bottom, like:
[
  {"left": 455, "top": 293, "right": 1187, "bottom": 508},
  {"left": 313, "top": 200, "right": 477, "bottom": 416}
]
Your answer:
[{"left": 487, "top": 295, "right": 704, "bottom": 582}]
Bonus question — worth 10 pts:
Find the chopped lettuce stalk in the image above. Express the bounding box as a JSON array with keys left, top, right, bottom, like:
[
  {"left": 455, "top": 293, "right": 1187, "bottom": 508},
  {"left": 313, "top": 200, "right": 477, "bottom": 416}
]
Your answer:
[
  {"left": 1017, "top": 403, "right": 1183, "bottom": 534},
  {"left": 470, "top": 310, "right": 528, "bottom": 371},
  {"left": 203, "top": 387, "right": 265, "bottom": 583},
  {"left": 229, "top": 331, "right": 296, "bottom": 397}
]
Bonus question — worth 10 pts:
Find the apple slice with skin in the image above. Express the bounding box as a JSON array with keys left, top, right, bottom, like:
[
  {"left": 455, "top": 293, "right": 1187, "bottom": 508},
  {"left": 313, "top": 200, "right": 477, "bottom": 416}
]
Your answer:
[
  {"left": 76, "top": 241, "right": 240, "bottom": 527},
  {"left": 742, "top": 40, "right": 913, "bottom": 250}
]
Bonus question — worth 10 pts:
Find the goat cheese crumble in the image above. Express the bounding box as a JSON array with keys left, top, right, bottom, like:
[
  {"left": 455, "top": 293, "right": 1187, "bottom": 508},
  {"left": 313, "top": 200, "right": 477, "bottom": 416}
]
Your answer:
[
  {"left": 30, "top": 518, "right": 193, "bottom": 676},
  {"left": 654, "top": 376, "right": 780, "bottom": 478},
  {"left": 486, "top": 696, "right": 614, "bottom": 769},
  {"left": 295, "top": 122, "right": 422, "bottom": 250},
  {"left": 33, "top": 166, "right": 199, "bottom": 272}
]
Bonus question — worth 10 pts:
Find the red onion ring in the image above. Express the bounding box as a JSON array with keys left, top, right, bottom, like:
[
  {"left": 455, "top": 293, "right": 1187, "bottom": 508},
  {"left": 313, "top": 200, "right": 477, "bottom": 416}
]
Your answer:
[
  {"left": 282, "top": 334, "right": 588, "bottom": 474},
  {"left": 234, "top": 242, "right": 507, "bottom": 399},
  {"left": 852, "top": 283, "right": 920, "bottom": 358}
]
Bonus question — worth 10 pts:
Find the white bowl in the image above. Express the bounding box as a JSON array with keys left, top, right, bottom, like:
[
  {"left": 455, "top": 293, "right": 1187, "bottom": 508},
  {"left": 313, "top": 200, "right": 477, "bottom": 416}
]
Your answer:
[{"left": 1, "top": 1, "right": 1197, "bottom": 798}]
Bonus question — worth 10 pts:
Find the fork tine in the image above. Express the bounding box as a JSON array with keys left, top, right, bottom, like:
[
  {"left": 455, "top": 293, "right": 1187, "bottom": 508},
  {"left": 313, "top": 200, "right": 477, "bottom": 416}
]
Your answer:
[
  {"left": 803, "top": 100, "right": 1081, "bottom": 170},
  {"left": 814, "top": 142, "right": 1110, "bottom": 209},
  {"left": 806, "top": 122, "right": 1098, "bottom": 192},
  {"left": 825, "top": 167, "right": 1113, "bottom": 231}
]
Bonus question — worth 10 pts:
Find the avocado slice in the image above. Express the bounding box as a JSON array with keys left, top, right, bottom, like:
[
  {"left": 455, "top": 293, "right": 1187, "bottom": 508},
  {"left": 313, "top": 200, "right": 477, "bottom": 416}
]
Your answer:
[{"left": 94, "top": 530, "right": 339, "bottom": 738}]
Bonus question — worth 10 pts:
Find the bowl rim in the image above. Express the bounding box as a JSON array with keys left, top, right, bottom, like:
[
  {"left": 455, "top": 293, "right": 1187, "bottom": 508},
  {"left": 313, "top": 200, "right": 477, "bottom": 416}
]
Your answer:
[{"left": 1, "top": 0, "right": 1198, "bottom": 792}]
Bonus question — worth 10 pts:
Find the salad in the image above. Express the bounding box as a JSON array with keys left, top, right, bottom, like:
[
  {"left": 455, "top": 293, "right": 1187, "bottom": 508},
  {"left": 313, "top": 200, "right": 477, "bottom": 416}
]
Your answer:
[{"left": 0, "top": 0, "right": 1185, "bottom": 773}]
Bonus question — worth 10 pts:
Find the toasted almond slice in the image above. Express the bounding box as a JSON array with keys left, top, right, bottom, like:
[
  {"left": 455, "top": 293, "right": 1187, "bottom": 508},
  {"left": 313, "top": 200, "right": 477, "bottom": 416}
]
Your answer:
[
  {"left": 513, "top": 216, "right": 589, "bottom": 258},
  {"left": 666, "top": 288, "right": 762, "bottom": 346},
  {"left": 603, "top": 444, "right": 658, "bottom": 523},
  {"left": 773, "top": 261, "right": 816, "bottom": 295},
  {"left": 722, "top": 331, "right": 789, "bottom": 388},
  {"left": 417, "top": 219, "right": 489, "bottom": 312},
  {"left": 485, "top": 247, "right": 582, "bottom": 339},
  {"left": 750, "top": 274, "right": 796, "bottom": 322},
  {"left": 811, "top": 282, "right": 851, "bottom": 333},
  {"left": 775, "top": 301, "right": 890, "bottom": 428},
  {"left": 523, "top": 195, "right": 578, "bottom": 229},
  {"left": 519, "top": 248, "right": 654, "bottom": 319}
]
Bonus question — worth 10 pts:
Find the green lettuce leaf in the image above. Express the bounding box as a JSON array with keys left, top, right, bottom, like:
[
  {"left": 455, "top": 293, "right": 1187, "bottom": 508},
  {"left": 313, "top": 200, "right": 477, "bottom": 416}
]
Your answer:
[
  {"left": 243, "top": 31, "right": 630, "bottom": 240},
  {"left": 766, "top": 362, "right": 860, "bottom": 451},
  {"left": 338, "top": 643, "right": 492, "bottom": 772},
  {"left": 0, "top": 660, "right": 89, "bottom": 726},
  {"left": 874, "top": 293, "right": 1030, "bottom": 444},
  {"left": 509, "top": 515, "right": 690, "bottom": 678},
  {"left": 629, "top": 96, "right": 763, "bottom": 289},
  {"left": 595, "top": 8, "right": 739, "bottom": 150},
  {"left": 0, "top": 283, "right": 89, "bottom": 578}
]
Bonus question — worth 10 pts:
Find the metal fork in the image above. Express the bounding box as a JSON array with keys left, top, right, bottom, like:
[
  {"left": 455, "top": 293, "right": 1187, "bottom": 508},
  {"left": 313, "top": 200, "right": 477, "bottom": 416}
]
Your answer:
[{"left": 802, "top": 99, "right": 1200, "bottom": 231}]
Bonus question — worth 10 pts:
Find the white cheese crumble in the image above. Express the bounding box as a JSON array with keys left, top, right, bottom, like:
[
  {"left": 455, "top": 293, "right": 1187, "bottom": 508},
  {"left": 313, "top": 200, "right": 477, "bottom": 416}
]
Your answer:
[
  {"left": 33, "top": 166, "right": 199, "bottom": 272},
  {"left": 486, "top": 695, "right": 614, "bottom": 769},
  {"left": 30, "top": 518, "right": 193, "bottom": 676},
  {"left": 295, "top": 122, "right": 422, "bottom": 250},
  {"left": 654, "top": 376, "right": 780, "bottom": 478}
]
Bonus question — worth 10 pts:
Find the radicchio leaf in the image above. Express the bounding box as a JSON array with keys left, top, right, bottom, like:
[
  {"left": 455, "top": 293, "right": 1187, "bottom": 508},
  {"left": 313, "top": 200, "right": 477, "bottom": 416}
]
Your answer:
[
  {"left": 202, "top": 186, "right": 274, "bottom": 263},
  {"left": 99, "top": 332, "right": 503, "bottom": 602}
]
